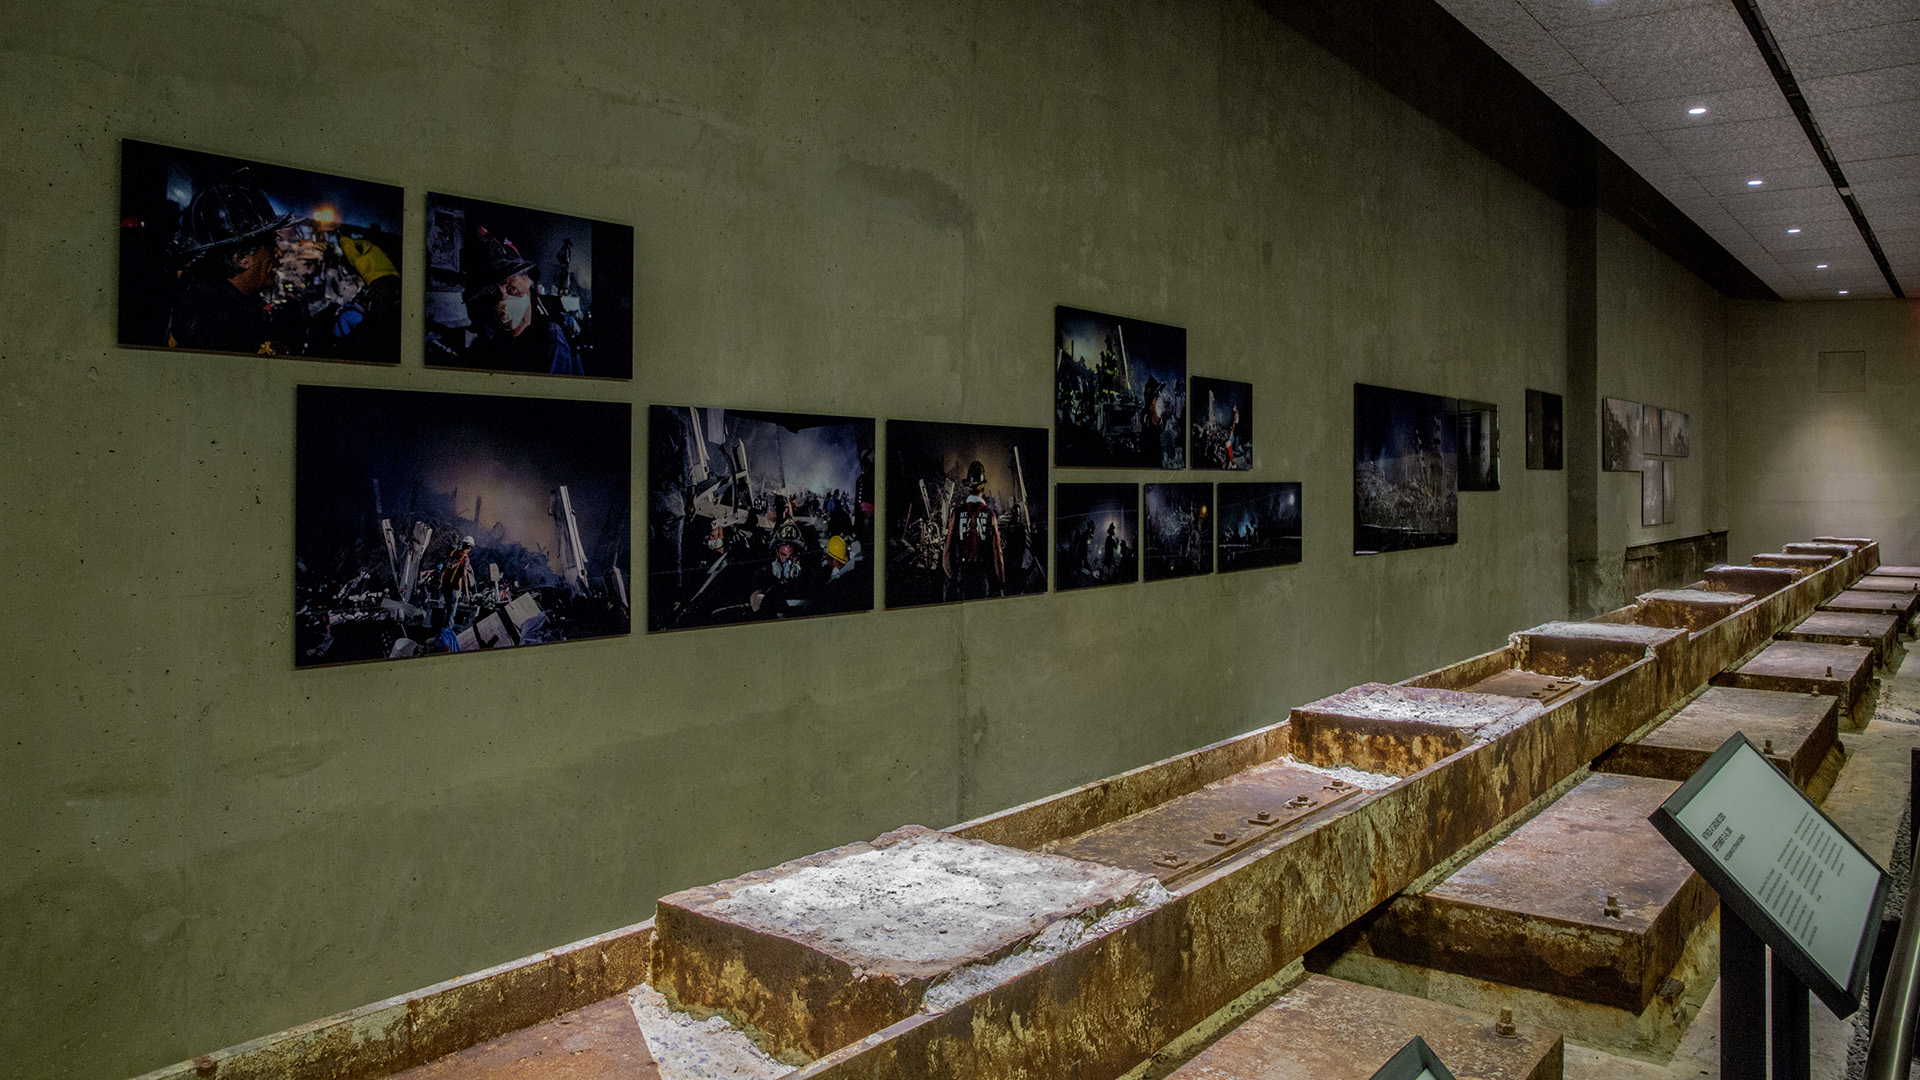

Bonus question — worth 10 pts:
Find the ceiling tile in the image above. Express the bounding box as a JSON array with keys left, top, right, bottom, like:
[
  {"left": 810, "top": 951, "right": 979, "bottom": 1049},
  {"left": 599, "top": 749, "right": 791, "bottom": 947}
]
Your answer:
[
  {"left": 1696, "top": 166, "right": 1835, "bottom": 196},
  {"left": 1628, "top": 84, "right": 1789, "bottom": 132},
  {"left": 1518, "top": 0, "right": 1725, "bottom": 34},
  {"left": 1777, "top": 20, "right": 1920, "bottom": 80},
  {"left": 1656, "top": 114, "right": 1814, "bottom": 156},
  {"left": 1838, "top": 154, "right": 1920, "bottom": 183},
  {"left": 1752, "top": 0, "right": 1920, "bottom": 41},
  {"left": 1799, "top": 64, "right": 1920, "bottom": 113},
  {"left": 1434, "top": 0, "right": 1590, "bottom": 78}
]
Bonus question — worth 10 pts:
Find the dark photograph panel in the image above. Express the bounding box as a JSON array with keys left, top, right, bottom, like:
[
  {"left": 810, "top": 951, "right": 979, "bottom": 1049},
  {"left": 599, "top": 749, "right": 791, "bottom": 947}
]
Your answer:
[
  {"left": 1190, "top": 376, "right": 1252, "bottom": 471},
  {"left": 1055, "top": 483, "right": 1138, "bottom": 591},
  {"left": 294, "top": 386, "right": 630, "bottom": 667},
  {"left": 120, "top": 140, "right": 403, "bottom": 364},
  {"left": 425, "top": 193, "right": 633, "bottom": 379},
  {"left": 1661, "top": 408, "right": 1691, "bottom": 458},
  {"left": 1144, "top": 483, "right": 1213, "bottom": 580},
  {"left": 886, "top": 420, "right": 1048, "bottom": 608},
  {"left": 1353, "top": 383, "right": 1458, "bottom": 555},
  {"left": 1217, "top": 482, "right": 1302, "bottom": 572},
  {"left": 1525, "top": 389, "right": 1563, "bottom": 471},
  {"left": 1055, "top": 305, "right": 1187, "bottom": 469},
  {"left": 647, "top": 406, "right": 874, "bottom": 631},
  {"left": 1453, "top": 398, "right": 1499, "bottom": 492},
  {"left": 1601, "top": 397, "right": 1642, "bottom": 472}
]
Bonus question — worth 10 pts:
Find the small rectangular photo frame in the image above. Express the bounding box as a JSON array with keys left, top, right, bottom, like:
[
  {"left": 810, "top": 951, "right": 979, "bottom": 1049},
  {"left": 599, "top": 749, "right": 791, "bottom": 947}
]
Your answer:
[
  {"left": 1189, "top": 376, "right": 1252, "bottom": 471},
  {"left": 1054, "top": 483, "right": 1139, "bottom": 590},
  {"left": 1524, "top": 389, "right": 1563, "bottom": 470},
  {"left": 1216, "top": 481, "right": 1302, "bottom": 572},
  {"left": 1649, "top": 732, "right": 1887, "bottom": 1018},
  {"left": 885, "top": 420, "right": 1049, "bottom": 608},
  {"left": 1144, "top": 482, "right": 1213, "bottom": 580}
]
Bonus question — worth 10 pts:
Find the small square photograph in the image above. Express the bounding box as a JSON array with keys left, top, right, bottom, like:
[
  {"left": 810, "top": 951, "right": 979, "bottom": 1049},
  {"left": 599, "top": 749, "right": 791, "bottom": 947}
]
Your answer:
[
  {"left": 886, "top": 420, "right": 1049, "bottom": 608},
  {"left": 1055, "top": 305, "right": 1188, "bottom": 469},
  {"left": 119, "top": 140, "right": 403, "bottom": 364},
  {"left": 647, "top": 406, "right": 874, "bottom": 631},
  {"left": 1452, "top": 398, "right": 1499, "bottom": 492},
  {"left": 294, "top": 386, "right": 630, "bottom": 668},
  {"left": 1144, "top": 483, "right": 1214, "bottom": 580},
  {"left": 425, "top": 193, "right": 633, "bottom": 379},
  {"left": 1054, "top": 483, "right": 1139, "bottom": 590},
  {"left": 1525, "top": 389, "right": 1563, "bottom": 470},
  {"left": 1661, "top": 408, "right": 1691, "bottom": 458},
  {"left": 1217, "top": 482, "right": 1302, "bottom": 572},
  {"left": 1190, "top": 377, "right": 1252, "bottom": 471},
  {"left": 1601, "top": 398, "right": 1642, "bottom": 472}
]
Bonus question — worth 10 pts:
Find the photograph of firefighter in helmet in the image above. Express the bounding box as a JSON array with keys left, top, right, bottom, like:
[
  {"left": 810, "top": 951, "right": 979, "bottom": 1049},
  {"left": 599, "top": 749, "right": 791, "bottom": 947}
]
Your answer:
[
  {"left": 1054, "top": 305, "right": 1187, "bottom": 469},
  {"left": 647, "top": 405, "right": 874, "bottom": 631},
  {"left": 424, "top": 193, "right": 633, "bottom": 379},
  {"left": 118, "top": 140, "right": 402, "bottom": 364},
  {"left": 885, "top": 420, "right": 1049, "bottom": 609},
  {"left": 294, "top": 385, "right": 630, "bottom": 668}
]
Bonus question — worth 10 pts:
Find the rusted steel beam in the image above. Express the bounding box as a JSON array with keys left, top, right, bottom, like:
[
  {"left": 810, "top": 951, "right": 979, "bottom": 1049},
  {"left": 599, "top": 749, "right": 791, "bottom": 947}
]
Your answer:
[
  {"left": 1781, "top": 612, "right": 1903, "bottom": 664},
  {"left": 1164, "top": 975, "right": 1562, "bottom": 1080},
  {"left": 1632, "top": 588, "right": 1753, "bottom": 631},
  {"left": 1599, "top": 686, "right": 1838, "bottom": 788},
  {"left": 1711, "top": 640, "right": 1875, "bottom": 724},
  {"left": 1753, "top": 552, "right": 1834, "bottom": 573},
  {"left": 1785, "top": 542, "right": 1861, "bottom": 561},
  {"left": 1291, "top": 683, "right": 1544, "bottom": 777},
  {"left": 1873, "top": 566, "right": 1920, "bottom": 579},
  {"left": 388, "top": 997, "right": 659, "bottom": 1080}
]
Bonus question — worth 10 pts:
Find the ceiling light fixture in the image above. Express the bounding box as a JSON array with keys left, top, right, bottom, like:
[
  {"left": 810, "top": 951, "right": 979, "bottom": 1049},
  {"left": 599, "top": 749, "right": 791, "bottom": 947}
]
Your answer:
[
  {"left": 1839, "top": 290, "right": 1850, "bottom": 295},
  {"left": 1747, "top": 179, "right": 1764, "bottom": 186},
  {"left": 1817, "top": 264, "right": 1828, "bottom": 269},
  {"left": 1688, "top": 106, "right": 1708, "bottom": 115},
  {"left": 1787, "top": 228, "right": 1801, "bottom": 234}
]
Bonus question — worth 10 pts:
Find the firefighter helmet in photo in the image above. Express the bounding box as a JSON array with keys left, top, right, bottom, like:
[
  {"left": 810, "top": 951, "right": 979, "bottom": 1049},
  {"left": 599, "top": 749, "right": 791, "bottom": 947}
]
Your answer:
[{"left": 175, "top": 169, "right": 294, "bottom": 259}]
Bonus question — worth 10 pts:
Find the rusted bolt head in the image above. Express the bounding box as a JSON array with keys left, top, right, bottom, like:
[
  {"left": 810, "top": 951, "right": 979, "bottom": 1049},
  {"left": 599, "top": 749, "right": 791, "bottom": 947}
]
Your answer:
[
  {"left": 1255, "top": 811, "right": 1272, "bottom": 822},
  {"left": 1212, "top": 831, "right": 1228, "bottom": 842},
  {"left": 1763, "top": 738, "right": 1773, "bottom": 755},
  {"left": 1330, "top": 779, "right": 1350, "bottom": 789},
  {"left": 1604, "top": 894, "right": 1622, "bottom": 918},
  {"left": 1826, "top": 666, "right": 1834, "bottom": 677},
  {"left": 192, "top": 1057, "right": 218, "bottom": 1078},
  {"left": 1494, "top": 1008, "right": 1518, "bottom": 1038}
]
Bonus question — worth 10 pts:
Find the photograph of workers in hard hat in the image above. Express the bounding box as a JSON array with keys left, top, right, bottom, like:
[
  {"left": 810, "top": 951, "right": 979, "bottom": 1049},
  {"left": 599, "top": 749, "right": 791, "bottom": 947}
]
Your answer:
[
  {"left": 648, "top": 406, "right": 874, "bottom": 631},
  {"left": 1055, "top": 305, "right": 1187, "bottom": 469},
  {"left": 1216, "top": 482, "right": 1302, "bottom": 573},
  {"left": 1354, "top": 383, "right": 1459, "bottom": 555},
  {"left": 424, "top": 193, "right": 633, "bottom": 379},
  {"left": 119, "top": 140, "right": 403, "bottom": 364},
  {"left": 1190, "top": 376, "right": 1252, "bottom": 471},
  {"left": 886, "top": 420, "right": 1049, "bottom": 608},
  {"left": 1144, "top": 483, "right": 1213, "bottom": 580},
  {"left": 294, "top": 386, "right": 630, "bottom": 668},
  {"left": 1054, "top": 483, "right": 1138, "bottom": 591}
]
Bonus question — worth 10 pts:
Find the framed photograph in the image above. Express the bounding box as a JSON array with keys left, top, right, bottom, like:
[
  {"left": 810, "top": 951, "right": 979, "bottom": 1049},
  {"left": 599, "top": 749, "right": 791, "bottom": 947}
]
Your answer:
[
  {"left": 294, "top": 386, "right": 630, "bottom": 667},
  {"left": 1055, "top": 305, "right": 1187, "bottom": 469},
  {"left": 1452, "top": 398, "right": 1499, "bottom": 492},
  {"left": 1217, "top": 482, "right": 1302, "bottom": 572},
  {"left": 1525, "top": 389, "right": 1563, "bottom": 470},
  {"left": 647, "top": 406, "right": 874, "bottom": 631},
  {"left": 885, "top": 420, "right": 1048, "bottom": 608},
  {"left": 1601, "top": 397, "right": 1641, "bottom": 472},
  {"left": 1353, "top": 383, "right": 1458, "bottom": 555},
  {"left": 119, "top": 140, "right": 403, "bottom": 364},
  {"left": 1144, "top": 483, "right": 1214, "bottom": 580},
  {"left": 1190, "top": 377, "right": 1252, "bottom": 471},
  {"left": 1641, "top": 459, "right": 1672, "bottom": 526},
  {"left": 425, "top": 193, "right": 633, "bottom": 379},
  {"left": 1054, "top": 484, "right": 1139, "bottom": 590},
  {"left": 1661, "top": 408, "right": 1691, "bottom": 458}
]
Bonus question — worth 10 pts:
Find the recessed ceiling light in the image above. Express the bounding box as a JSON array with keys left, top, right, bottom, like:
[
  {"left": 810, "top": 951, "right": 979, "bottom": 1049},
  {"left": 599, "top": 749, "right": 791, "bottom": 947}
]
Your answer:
[
  {"left": 1747, "top": 179, "right": 1764, "bottom": 186},
  {"left": 1787, "top": 228, "right": 1801, "bottom": 234},
  {"left": 1816, "top": 264, "right": 1828, "bottom": 269},
  {"left": 1688, "top": 106, "right": 1709, "bottom": 115},
  {"left": 1839, "top": 290, "right": 1850, "bottom": 295}
]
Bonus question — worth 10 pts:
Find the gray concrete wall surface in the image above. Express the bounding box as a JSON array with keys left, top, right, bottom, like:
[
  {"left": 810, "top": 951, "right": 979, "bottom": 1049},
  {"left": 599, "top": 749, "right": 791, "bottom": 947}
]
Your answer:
[
  {"left": 0, "top": 1, "right": 1745, "bottom": 1077},
  {"left": 1725, "top": 299, "right": 1920, "bottom": 565}
]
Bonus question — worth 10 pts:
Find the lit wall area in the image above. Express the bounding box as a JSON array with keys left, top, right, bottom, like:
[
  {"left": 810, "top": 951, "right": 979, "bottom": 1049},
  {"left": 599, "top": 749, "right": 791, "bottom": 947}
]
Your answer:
[{"left": 1725, "top": 299, "right": 1920, "bottom": 564}]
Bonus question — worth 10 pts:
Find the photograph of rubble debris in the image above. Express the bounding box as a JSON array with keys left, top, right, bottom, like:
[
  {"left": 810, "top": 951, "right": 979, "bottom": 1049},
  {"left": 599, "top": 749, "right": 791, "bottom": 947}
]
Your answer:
[
  {"left": 1054, "top": 305, "right": 1187, "bottom": 469},
  {"left": 1217, "top": 481, "right": 1302, "bottom": 572},
  {"left": 1353, "top": 383, "right": 1458, "bottom": 555},
  {"left": 1144, "top": 482, "right": 1213, "bottom": 580},
  {"left": 294, "top": 386, "right": 631, "bottom": 667},
  {"left": 1661, "top": 407, "right": 1691, "bottom": 457},
  {"left": 424, "top": 193, "right": 633, "bottom": 379},
  {"left": 1452, "top": 398, "right": 1499, "bottom": 492},
  {"left": 1054, "top": 483, "right": 1138, "bottom": 591},
  {"left": 1189, "top": 376, "right": 1251, "bottom": 471},
  {"left": 886, "top": 420, "right": 1048, "bottom": 608},
  {"left": 1524, "top": 389, "right": 1563, "bottom": 470},
  {"left": 647, "top": 406, "right": 874, "bottom": 631},
  {"left": 118, "top": 140, "right": 402, "bottom": 365},
  {"left": 1642, "top": 459, "right": 1671, "bottom": 526},
  {"left": 1601, "top": 397, "right": 1641, "bottom": 471}
]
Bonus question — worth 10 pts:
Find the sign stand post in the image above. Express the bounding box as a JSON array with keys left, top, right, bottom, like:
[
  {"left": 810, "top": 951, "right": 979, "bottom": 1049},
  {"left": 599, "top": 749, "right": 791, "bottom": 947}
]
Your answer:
[{"left": 1650, "top": 732, "right": 1889, "bottom": 1080}]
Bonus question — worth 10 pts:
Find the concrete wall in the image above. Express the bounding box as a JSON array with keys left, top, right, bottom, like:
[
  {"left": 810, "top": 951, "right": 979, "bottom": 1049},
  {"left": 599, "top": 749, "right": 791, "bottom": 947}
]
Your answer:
[
  {"left": 1725, "top": 299, "right": 1920, "bottom": 564},
  {"left": 1588, "top": 211, "right": 1730, "bottom": 607},
  {"left": 0, "top": 2, "right": 1741, "bottom": 1077}
]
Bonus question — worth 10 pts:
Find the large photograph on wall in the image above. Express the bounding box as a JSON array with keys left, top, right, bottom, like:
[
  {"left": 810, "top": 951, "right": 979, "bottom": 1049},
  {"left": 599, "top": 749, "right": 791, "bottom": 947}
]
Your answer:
[
  {"left": 1217, "top": 482, "right": 1302, "bottom": 572},
  {"left": 119, "top": 140, "right": 403, "bottom": 364},
  {"left": 1144, "top": 483, "right": 1214, "bottom": 580},
  {"left": 425, "top": 193, "right": 633, "bottom": 379},
  {"left": 294, "top": 386, "right": 631, "bottom": 667},
  {"left": 1353, "top": 383, "right": 1458, "bottom": 555},
  {"left": 647, "top": 406, "right": 874, "bottom": 631},
  {"left": 1055, "top": 305, "right": 1187, "bottom": 469},
  {"left": 886, "top": 420, "right": 1048, "bottom": 608},
  {"left": 1055, "top": 483, "right": 1138, "bottom": 591},
  {"left": 1190, "top": 377, "right": 1252, "bottom": 471}
]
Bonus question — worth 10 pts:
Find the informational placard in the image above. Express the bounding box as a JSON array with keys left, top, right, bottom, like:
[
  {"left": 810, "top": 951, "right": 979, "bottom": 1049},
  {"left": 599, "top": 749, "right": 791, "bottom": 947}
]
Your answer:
[
  {"left": 1650, "top": 732, "right": 1888, "bottom": 1017},
  {"left": 1369, "top": 1035, "right": 1456, "bottom": 1080}
]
